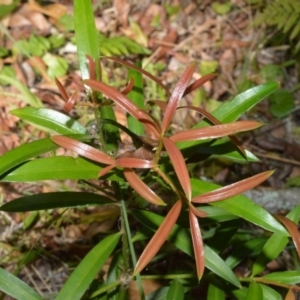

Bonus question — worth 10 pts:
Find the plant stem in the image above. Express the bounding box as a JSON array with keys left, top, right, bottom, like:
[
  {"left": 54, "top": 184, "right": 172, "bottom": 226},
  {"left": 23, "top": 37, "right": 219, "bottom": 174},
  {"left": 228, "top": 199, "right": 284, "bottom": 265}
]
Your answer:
[{"left": 120, "top": 194, "right": 145, "bottom": 300}]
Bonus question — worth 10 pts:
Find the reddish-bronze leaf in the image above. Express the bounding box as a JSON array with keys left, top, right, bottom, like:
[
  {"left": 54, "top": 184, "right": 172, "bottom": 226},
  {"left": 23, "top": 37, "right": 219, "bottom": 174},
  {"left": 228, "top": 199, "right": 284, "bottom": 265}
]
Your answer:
[
  {"left": 162, "top": 64, "right": 195, "bottom": 133},
  {"left": 178, "top": 105, "right": 246, "bottom": 155},
  {"left": 124, "top": 168, "right": 166, "bottom": 206},
  {"left": 104, "top": 56, "right": 171, "bottom": 96},
  {"left": 183, "top": 73, "right": 217, "bottom": 97},
  {"left": 189, "top": 204, "right": 207, "bottom": 218},
  {"left": 170, "top": 120, "right": 262, "bottom": 143},
  {"left": 147, "top": 100, "right": 167, "bottom": 112},
  {"left": 192, "top": 170, "right": 274, "bottom": 203},
  {"left": 275, "top": 215, "right": 300, "bottom": 259},
  {"left": 51, "top": 136, "right": 115, "bottom": 165},
  {"left": 189, "top": 210, "right": 205, "bottom": 280},
  {"left": 121, "top": 77, "right": 134, "bottom": 95},
  {"left": 55, "top": 77, "right": 68, "bottom": 102},
  {"left": 86, "top": 54, "right": 96, "bottom": 80},
  {"left": 134, "top": 200, "right": 182, "bottom": 275},
  {"left": 163, "top": 137, "right": 191, "bottom": 201},
  {"left": 285, "top": 289, "right": 295, "bottom": 300},
  {"left": 83, "top": 79, "right": 154, "bottom": 129},
  {"left": 98, "top": 165, "right": 115, "bottom": 177},
  {"left": 115, "top": 157, "right": 155, "bottom": 169},
  {"left": 64, "top": 91, "right": 78, "bottom": 112}
]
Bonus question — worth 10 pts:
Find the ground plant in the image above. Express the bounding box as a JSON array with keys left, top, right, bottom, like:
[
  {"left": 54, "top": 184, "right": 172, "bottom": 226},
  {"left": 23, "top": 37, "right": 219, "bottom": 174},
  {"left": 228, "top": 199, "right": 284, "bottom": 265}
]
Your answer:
[{"left": 0, "top": 1, "right": 300, "bottom": 300}]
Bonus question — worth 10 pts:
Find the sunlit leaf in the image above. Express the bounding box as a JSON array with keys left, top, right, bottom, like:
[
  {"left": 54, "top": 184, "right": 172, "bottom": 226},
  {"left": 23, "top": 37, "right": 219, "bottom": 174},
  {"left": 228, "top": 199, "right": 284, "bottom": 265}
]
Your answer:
[
  {"left": 191, "top": 178, "right": 288, "bottom": 235},
  {"left": 171, "top": 120, "right": 262, "bottom": 143},
  {"left": 74, "top": 0, "right": 99, "bottom": 79},
  {"left": 260, "top": 284, "right": 282, "bottom": 300},
  {"left": 11, "top": 107, "right": 87, "bottom": 134},
  {"left": 0, "top": 192, "right": 115, "bottom": 212},
  {"left": 124, "top": 168, "right": 166, "bottom": 206},
  {"left": 162, "top": 64, "right": 195, "bottom": 133},
  {"left": 134, "top": 201, "right": 182, "bottom": 275},
  {"left": 51, "top": 136, "right": 115, "bottom": 165},
  {"left": 55, "top": 233, "right": 120, "bottom": 300},
  {"left": 262, "top": 271, "right": 300, "bottom": 285},
  {"left": 192, "top": 171, "right": 274, "bottom": 203},
  {"left": 0, "top": 138, "right": 58, "bottom": 177},
  {"left": 163, "top": 137, "right": 191, "bottom": 200},
  {"left": 189, "top": 211, "right": 204, "bottom": 280},
  {"left": 0, "top": 157, "right": 121, "bottom": 182}
]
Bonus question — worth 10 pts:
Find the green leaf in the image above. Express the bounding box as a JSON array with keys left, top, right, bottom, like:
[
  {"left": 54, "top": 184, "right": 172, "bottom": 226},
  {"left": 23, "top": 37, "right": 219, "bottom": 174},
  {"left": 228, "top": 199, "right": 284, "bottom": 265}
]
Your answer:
[
  {"left": 231, "top": 286, "right": 248, "bottom": 300},
  {"left": 131, "top": 209, "right": 192, "bottom": 255},
  {"left": 269, "top": 88, "right": 294, "bottom": 118},
  {"left": 207, "top": 281, "right": 225, "bottom": 300},
  {"left": 167, "top": 279, "right": 184, "bottom": 300},
  {"left": 146, "top": 287, "right": 169, "bottom": 300},
  {"left": 204, "top": 245, "right": 241, "bottom": 287},
  {"left": 260, "top": 284, "right": 281, "bottom": 300},
  {"left": 0, "top": 0, "right": 20, "bottom": 18},
  {"left": 197, "top": 139, "right": 259, "bottom": 163},
  {"left": 74, "top": 0, "right": 99, "bottom": 79},
  {"left": 43, "top": 53, "right": 68, "bottom": 78},
  {"left": 0, "top": 138, "right": 58, "bottom": 177},
  {"left": 0, "top": 267, "right": 42, "bottom": 300},
  {"left": 126, "top": 62, "right": 145, "bottom": 135},
  {"left": 225, "top": 238, "right": 266, "bottom": 269},
  {"left": 1, "top": 157, "right": 99, "bottom": 182},
  {"left": 246, "top": 282, "right": 262, "bottom": 300},
  {"left": 55, "top": 233, "right": 120, "bottom": 300},
  {"left": 262, "top": 271, "right": 300, "bottom": 285},
  {"left": 251, "top": 233, "right": 288, "bottom": 276},
  {"left": 0, "top": 75, "right": 42, "bottom": 107},
  {"left": 191, "top": 178, "right": 288, "bottom": 236},
  {"left": 198, "top": 205, "right": 239, "bottom": 225},
  {"left": 179, "top": 82, "right": 279, "bottom": 151},
  {"left": 10, "top": 107, "right": 87, "bottom": 134},
  {"left": 0, "top": 192, "right": 115, "bottom": 212},
  {"left": 286, "top": 205, "right": 300, "bottom": 223},
  {"left": 131, "top": 210, "right": 240, "bottom": 287}
]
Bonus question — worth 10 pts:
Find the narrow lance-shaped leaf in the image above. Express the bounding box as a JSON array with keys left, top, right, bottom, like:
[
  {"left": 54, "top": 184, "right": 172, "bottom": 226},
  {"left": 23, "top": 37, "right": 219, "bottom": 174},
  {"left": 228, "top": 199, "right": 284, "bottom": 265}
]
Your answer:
[
  {"left": 183, "top": 73, "right": 217, "bottom": 97},
  {"left": 189, "top": 210, "right": 205, "bottom": 280},
  {"left": 170, "top": 120, "right": 262, "bottom": 143},
  {"left": 162, "top": 64, "right": 195, "bottom": 133},
  {"left": 51, "top": 136, "right": 115, "bottom": 165},
  {"left": 55, "top": 77, "right": 68, "bottom": 101},
  {"left": 275, "top": 215, "right": 300, "bottom": 259},
  {"left": 189, "top": 204, "right": 207, "bottom": 218},
  {"left": 83, "top": 79, "right": 152, "bottom": 128},
  {"left": 104, "top": 56, "right": 171, "bottom": 96},
  {"left": 179, "top": 105, "right": 246, "bottom": 155},
  {"left": 134, "top": 200, "right": 182, "bottom": 275},
  {"left": 115, "top": 157, "right": 155, "bottom": 169},
  {"left": 163, "top": 137, "right": 191, "bottom": 201},
  {"left": 192, "top": 170, "right": 274, "bottom": 203},
  {"left": 124, "top": 168, "right": 166, "bottom": 206}
]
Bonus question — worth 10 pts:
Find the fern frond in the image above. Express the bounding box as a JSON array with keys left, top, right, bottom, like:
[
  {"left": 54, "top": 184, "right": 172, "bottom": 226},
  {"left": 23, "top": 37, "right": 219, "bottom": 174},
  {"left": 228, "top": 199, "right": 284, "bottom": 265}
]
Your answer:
[
  {"left": 98, "top": 33, "right": 150, "bottom": 57},
  {"left": 254, "top": 0, "right": 300, "bottom": 52}
]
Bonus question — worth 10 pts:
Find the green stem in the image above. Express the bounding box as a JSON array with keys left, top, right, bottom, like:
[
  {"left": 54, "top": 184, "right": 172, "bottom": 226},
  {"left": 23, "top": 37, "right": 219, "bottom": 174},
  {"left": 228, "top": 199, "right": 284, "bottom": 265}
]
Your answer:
[{"left": 120, "top": 195, "right": 145, "bottom": 300}]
